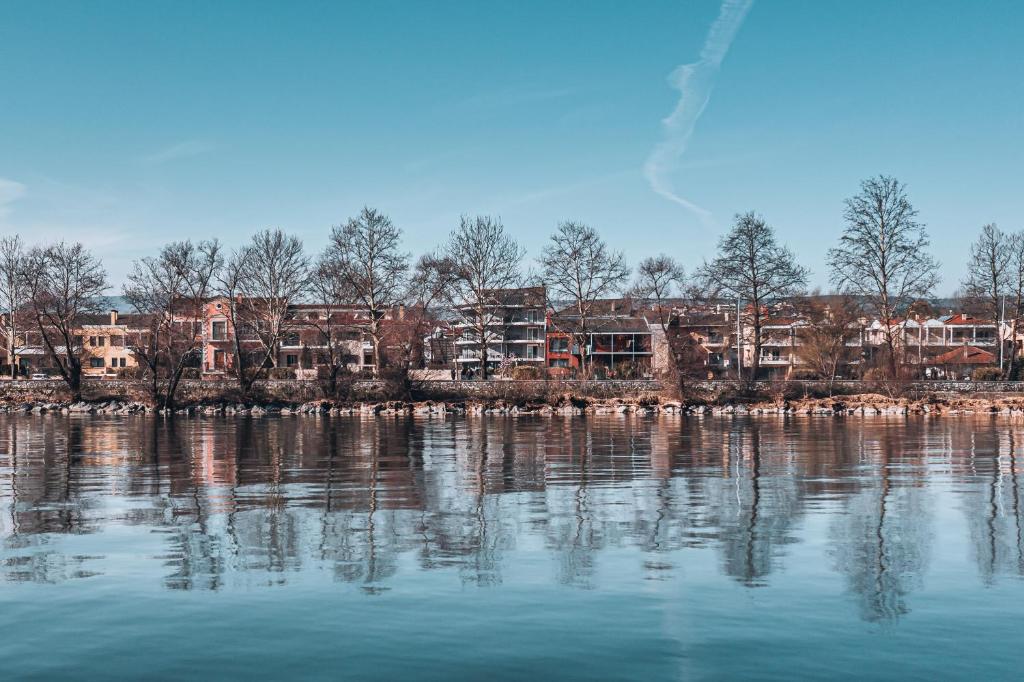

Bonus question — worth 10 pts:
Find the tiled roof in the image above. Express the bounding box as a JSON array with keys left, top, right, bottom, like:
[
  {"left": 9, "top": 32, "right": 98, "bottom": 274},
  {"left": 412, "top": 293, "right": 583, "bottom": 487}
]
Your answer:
[{"left": 932, "top": 345, "right": 996, "bottom": 365}]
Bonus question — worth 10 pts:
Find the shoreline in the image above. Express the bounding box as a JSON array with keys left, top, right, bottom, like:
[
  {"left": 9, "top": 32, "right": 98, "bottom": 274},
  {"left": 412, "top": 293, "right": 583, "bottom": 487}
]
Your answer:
[{"left": 6, "top": 393, "right": 1024, "bottom": 417}]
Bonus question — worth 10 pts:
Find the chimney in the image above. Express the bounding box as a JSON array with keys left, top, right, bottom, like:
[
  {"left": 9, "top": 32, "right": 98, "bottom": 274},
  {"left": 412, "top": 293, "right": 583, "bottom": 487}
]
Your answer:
[
  {"left": 110, "top": 309, "right": 118, "bottom": 326},
  {"left": 398, "top": 304, "right": 405, "bottom": 320}
]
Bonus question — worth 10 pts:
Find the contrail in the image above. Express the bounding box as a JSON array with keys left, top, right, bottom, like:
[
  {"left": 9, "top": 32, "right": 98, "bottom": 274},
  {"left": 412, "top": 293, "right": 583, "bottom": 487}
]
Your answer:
[{"left": 644, "top": 0, "right": 754, "bottom": 222}]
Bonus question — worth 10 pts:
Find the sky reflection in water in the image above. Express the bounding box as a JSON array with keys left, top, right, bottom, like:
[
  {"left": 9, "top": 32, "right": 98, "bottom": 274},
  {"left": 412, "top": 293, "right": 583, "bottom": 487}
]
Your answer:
[{"left": 1, "top": 415, "right": 1023, "bottom": 680}]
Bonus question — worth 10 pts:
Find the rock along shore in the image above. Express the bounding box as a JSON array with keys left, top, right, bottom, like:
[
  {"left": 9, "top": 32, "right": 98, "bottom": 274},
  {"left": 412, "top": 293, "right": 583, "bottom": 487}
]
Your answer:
[{"left": 6, "top": 392, "right": 1024, "bottom": 417}]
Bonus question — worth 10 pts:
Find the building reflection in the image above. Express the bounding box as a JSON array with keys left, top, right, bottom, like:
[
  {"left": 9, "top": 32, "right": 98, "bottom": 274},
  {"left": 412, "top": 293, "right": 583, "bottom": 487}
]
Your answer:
[{"left": 1, "top": 414, "right": 1012, "bottom": 621}]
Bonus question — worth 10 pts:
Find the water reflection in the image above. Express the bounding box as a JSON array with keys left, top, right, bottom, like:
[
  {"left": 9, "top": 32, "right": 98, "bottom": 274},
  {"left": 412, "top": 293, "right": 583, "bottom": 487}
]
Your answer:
[{"left": 2, "top": 415, "right": 1024, "bottom": 621}]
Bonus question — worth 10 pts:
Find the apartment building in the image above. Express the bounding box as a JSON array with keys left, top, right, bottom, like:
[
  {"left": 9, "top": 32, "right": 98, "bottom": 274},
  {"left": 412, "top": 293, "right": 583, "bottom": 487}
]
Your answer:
[
  {"left": 453, "top": 286, "right": 547, "bottom": 376},
  {"left": 199, "top": 298, "right": 379, "bottom": 378},
  {"left": 0, "top": 309, "right": 147, "bottom": 378},
  {"left": 546, "top": 311, "right": 654, "bottom": 378}
]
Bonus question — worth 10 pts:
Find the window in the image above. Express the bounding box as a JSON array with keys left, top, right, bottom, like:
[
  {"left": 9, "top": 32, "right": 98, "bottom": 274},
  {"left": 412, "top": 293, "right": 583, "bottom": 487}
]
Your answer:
[
  {"left": 285, "top": 354, "right": 298, "bottom": 367},
  {"left": 97, "top": 336, "right": 105, "bottom": 347},
  {"left": 283, "top": 333, "right": 300, "bottom": 347},
  {"left": 89, "top": 336, "right": 98, "bottom": 347},
  {"left": 550, "top": 338, "right": 569, "bottom": 353},
  {"left": 527, "top": 345, "right": 538, "bottom": 359},
  {"left": 110, "top": 358, "right": 118, "bottom": 367},
  {"left": 551, "top": 359, "right": 569, "bottom": 368},
  {"left": 90, "top": 358, "right": 104, "bottom": 368},
  {"left": 527, "top": 327, "right": 540, "bottom": 340},
  {"left": 120, "top": 358, "right": 127, "bottom": 367},
  {"left": 211, "top": 321, "right": 227, "bottom": 341}
]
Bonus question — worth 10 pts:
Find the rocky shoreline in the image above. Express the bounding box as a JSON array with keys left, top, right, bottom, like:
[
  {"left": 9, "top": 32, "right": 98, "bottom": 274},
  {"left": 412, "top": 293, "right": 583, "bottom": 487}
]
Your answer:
[{"left": 5, "top": 392, "right": 1024, "bottom": 417}]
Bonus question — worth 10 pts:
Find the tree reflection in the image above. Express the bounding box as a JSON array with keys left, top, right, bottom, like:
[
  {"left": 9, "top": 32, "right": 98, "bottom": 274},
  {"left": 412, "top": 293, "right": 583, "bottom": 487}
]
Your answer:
[
  {"left": 0, "top": 412, "right": 952, "bottom": 607},
  {"left": 960, "top": 427, "right": 1024, "bottom": 583},
  {"left": 829, "top": 424, "right": 931, "bottom": 623}
]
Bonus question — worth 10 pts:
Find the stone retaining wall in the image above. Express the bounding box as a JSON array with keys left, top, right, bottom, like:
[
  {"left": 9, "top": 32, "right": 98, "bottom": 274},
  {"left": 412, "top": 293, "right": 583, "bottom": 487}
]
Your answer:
[
  {"left": 411, "top": 379, "right": 667, "bottom": 401},
  {"left": 6, "top": 376, "right": 1023, "bottom": 407}
]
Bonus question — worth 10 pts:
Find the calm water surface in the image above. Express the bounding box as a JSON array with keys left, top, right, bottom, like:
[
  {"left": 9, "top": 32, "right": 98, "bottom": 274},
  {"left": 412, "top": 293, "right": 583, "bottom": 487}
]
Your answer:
[{"left": 1, "top": 414, "right": 1023, "bottom": 680}]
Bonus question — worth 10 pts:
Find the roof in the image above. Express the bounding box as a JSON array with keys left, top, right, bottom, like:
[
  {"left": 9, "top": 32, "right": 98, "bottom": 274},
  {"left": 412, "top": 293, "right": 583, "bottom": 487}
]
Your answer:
[
  {"left": 942, "top": 313, "right": 995, "bottom": 326},
  {"left": 673, "top": 311, "right": 731, "bottom": 328},
  {"left": 556, "top": 297, "right": 637, "bottom": 316},
  {"left": 551, "top": 315, "right": 651, "bottom": 334},
  {"left": 932, "top": 345, "right": 996, "bottom": 365},
  {"left": 481, "top": 286, "right": 546, "bottom": 307},
  {"left": 75, "top": 312, "right": 157, "bottom": 328}
]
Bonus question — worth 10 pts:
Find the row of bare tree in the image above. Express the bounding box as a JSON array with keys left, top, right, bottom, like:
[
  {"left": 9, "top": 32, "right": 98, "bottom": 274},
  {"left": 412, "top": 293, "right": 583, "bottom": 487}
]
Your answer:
[
  {"left": 0, "top": 210, "right": 676, "bottom": 405},
  {"left": 0, "top": 173, "right": 1016, "bottom": 404}
]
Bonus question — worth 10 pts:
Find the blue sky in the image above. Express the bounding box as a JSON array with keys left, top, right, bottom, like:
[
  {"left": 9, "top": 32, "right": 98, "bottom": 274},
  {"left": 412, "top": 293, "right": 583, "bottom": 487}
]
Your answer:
[{"left": 1, "top": 1, "right": 1022, "bottom": 292}]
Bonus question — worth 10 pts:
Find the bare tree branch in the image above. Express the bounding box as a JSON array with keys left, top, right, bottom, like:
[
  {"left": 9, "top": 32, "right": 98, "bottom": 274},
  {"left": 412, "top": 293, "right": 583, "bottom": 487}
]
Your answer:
[
  {"left": 538, "top": 221, "right": 630, "bottom": 377},
  {"left": 697, "top": 212, "right": 809, "bottom": 380},
  {"left": 828, "top": 176, "right": 939, "bottom": 379},
  {"left": 443, "top": 216, "right": 524, "bottom": 380}
]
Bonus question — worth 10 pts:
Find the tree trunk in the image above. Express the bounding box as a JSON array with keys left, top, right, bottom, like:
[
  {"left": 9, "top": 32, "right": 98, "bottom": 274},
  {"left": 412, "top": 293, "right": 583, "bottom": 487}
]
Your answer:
[
  {"left": 68, "top": 362, "right": 82, "bottom": 402},
  {"left": 477, "top": 310, "right": 489, "bottom": 380},
  {"left": 370, "top": 324, "right": 382, "bottom": 378},
  {"left": 165, "top": 365, "right": 186, "bottom": 411},
  {"left": 886, "top": 330, "right": 899, "bottom": 380},
  {"left": 750, "top": 317, "right": 762, "bottom": 382},
  {"left": 8, "top": 328, "right": 15, "bottom": 379}
]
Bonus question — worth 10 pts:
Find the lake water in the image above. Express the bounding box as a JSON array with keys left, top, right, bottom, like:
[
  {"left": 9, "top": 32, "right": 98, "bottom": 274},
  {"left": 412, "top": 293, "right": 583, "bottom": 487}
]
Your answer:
[{"left": 1, "top": 415, "right": 1023, "bottom": 680}]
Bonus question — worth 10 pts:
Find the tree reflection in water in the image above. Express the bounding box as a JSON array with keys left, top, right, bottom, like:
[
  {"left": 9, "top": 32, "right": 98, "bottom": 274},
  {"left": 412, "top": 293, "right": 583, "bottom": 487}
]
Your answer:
[{"left": 3, "top": 414, "right": 1024, "bottom": 621}]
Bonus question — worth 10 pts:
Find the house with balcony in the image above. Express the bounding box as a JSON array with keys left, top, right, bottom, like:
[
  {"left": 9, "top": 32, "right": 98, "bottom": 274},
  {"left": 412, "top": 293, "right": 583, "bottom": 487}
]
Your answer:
[
  {"left": 200, "top": 298, "right": 381, "bottom": 379},
  {"left": 669, "top": 308, "right": 737, "bottom": 378},
  {"left": 0, "top": 309, "right": 150, "bottom": 378},
  {"left": 546, "top": 312, "right": 654, "bottom": 378},
  {"left": 453, "top": 286, "right": 547, "bottom": 376},
  {"left": 901, "top": 313, "right": 1002, "bottom": 377}
]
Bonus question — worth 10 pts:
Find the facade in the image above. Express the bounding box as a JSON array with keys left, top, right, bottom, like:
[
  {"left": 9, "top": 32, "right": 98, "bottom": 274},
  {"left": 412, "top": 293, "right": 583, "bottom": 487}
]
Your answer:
[
  {"left": 199, "top": 298, "right": 378, "bottom": 379},
  {"left": 0, "top": 289, "right": 1013, "bottom": 384},
  {"left": 901, "top": 314, "right": 1002, "bottom": 378},
  {"left": 453, "top": 286, "right": 547, "bottom": 375},
  {"left": 669, "top": 309, "right": 736, "bottom": 378},
  {"left": 79, "top": 311, "right": 145, "bottom": 377},
  {"left": 1, "top": 309, "right": 146, "bottom": 378},
  {"left": 546, "top": 313, "right": 654, "bottom": 378}
]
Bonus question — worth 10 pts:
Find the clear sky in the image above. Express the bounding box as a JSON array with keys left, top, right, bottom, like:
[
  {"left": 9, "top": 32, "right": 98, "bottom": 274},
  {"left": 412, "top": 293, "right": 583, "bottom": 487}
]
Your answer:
[{"left": 1, "top": 1, "right": 1021, "bottom": 292}]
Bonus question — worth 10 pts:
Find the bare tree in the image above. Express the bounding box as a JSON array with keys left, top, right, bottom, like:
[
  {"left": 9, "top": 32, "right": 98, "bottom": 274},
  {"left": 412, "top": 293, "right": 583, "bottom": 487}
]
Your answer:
[
  {"left": 0, "top": 236, "right": 27, "bottom": 378},
  {"left": 443, "top": 216, "right": 525, "bottom": 380},
  {"left": 123, "top": 239, "right": 222, "bottom": 408},
  {"left": 795, "top": 296, "right": 862, "bottom": 394},
  {"left": 307, "top": 254, "right": 359, "bottom": 397},
  {"left": 538, "top": 221, "right": 630, "bottom": 377},
  {"left": 632, "top": 254, "right": 685, "bottom": 333},
  {"left": 828, "top": 176, "right": 939, "bottom": 379},
  {"left": 219, "top": 229, "right": 308, "bottom": 393},
  {"left": 697, "top": 212, "right": 809, "bottom": 380},
  {"left": 324, "top": 207, "right": 409, "bottom": 376},
  {"left": 390, "top": 252, "right": 459, "bottom": 392},
  {"left": 1004, "top": 232, "right": 1024, "bottom": 378},
  {"left": 962, "top": 224, "right": 1010, "bottom": 324},
  {"left": 20, "top": 242, "right": 108, "bottom": 400}
]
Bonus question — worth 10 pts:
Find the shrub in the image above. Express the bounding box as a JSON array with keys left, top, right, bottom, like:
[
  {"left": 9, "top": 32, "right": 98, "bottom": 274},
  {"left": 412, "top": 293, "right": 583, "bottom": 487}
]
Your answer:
[
  {"left": 267, "top": 367, "right": 296, "bottom": 381},
  {"left": 511, "top": 365, "right": 543, "bottom": 380},
  {"left": 972, "top": 366, "right": 1003, "bottom": 381}
]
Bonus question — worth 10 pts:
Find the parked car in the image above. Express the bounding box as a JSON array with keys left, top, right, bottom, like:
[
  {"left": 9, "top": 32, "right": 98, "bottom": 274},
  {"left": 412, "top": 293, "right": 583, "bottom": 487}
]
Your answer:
[{"left": 30, "top": 373, "right": 49, "bottom": 381}]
